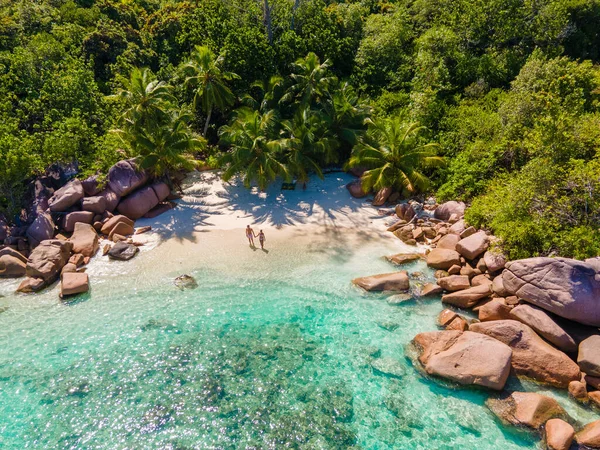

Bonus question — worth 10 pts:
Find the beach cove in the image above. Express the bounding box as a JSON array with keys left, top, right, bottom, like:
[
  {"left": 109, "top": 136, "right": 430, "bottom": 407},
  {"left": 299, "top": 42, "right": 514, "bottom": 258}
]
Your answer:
[{"left": 1, "top": 172, "right": 597, "bottom": 449}]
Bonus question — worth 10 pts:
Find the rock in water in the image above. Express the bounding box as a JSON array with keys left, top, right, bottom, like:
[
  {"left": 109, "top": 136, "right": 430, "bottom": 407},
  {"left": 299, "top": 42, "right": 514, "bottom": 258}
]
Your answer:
[
  {"left": 576, "top": 420, "right": 600, "bottom": 448},
  {"left": 469, "top": 320, "right": 580, "bottom": 387},
  {"left": 385, "top": 253, "right": 421, "bottom": 266},
  {"left": 545, "top": 418, "right": 574, "bottom": 450},
  {"left": 0, "top": 254, "right": 26, "bottom": 278},
  {"left": 486, "top": 392, "right": 566, "bottom": 431},
  {"left": 107, "top": 242, "right": 139, "bottom": 261},
  {"left": 502, "top": 257, "right": 600, "bottom": 327},
  {"left": 352, "top": 271, "right": 409, "bottom": 292},
  {"left": 410, "top": 330, "right": 512, "bottom": 390},
  {"left": 174, "top": 275, "right": 198, "bottom": 290},
  {"left": 60, "top": 272, "right": 89, "bottom": 298},
  {"left": 371, "top": 357, "right": 405, "bottom": 378}
]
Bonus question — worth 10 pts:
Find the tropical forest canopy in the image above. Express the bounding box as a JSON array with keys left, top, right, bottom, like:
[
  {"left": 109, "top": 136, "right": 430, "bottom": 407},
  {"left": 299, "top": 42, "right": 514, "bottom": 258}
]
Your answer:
[{"left": 1, "top": 0, "right": 600, "bottom": 259}]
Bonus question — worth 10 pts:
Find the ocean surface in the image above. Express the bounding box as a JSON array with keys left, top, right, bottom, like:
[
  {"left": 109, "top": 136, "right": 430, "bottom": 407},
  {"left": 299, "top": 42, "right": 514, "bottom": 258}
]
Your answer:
[{"left": 0, "top": 227, "right": 581, "bottom": 449}]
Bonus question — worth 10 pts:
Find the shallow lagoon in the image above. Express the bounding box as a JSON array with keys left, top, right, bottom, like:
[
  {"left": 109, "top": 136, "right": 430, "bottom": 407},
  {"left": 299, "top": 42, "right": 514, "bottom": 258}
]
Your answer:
[{"left": 0, "top": 227, "right": 547, "bottom": 449}]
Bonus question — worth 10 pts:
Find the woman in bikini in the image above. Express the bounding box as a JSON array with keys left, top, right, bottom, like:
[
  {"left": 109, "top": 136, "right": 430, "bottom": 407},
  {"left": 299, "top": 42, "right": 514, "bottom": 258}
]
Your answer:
[
  {"left": 246, "top": 225, "right": 256, "bottom": 247},
  {"left": 258, "top": 230, "right": 266, "bottom": 250}
]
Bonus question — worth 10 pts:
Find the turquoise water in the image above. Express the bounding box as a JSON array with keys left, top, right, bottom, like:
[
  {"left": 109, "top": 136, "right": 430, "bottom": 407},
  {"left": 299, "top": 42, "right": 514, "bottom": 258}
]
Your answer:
[{"left": 0, "top": 230, "right": 541, "bottom": 449}]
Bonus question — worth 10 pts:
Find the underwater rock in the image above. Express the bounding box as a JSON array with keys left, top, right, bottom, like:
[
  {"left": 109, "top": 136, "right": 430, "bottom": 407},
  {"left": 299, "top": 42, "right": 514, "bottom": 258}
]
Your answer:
[
  {"left": 371, "top": 357, "right": 405, "bottom": 378},
  {"left": 174, "top": 274, "right": 198, "bottom": 290}
]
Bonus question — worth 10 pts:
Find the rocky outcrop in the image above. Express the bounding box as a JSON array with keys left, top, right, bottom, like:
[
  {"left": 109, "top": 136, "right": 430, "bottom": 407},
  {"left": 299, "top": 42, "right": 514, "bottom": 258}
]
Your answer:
[
  {"left": 62, "top": 211, "right": 94, "bottom": 233},
  {"left": 107, "top": 241, "right": 139, "bottom": 261},
  {"left": 486, "top": 392, "right": 565, "bottom": 430},
  {"left": 437, "top": 234, "right": 460, "bottom": 251},
  {"left": 410, "top": 330, "right": 512, "bottom": 390},
  {"left": 347, "top": 180, "right": 367, "bottom": 198},
  {"left": 82, "top": 196, "right": 107, "bottom": 214},
  {"left": 456, "top": 231, "right": 489, "bottom": 260},
  {"left": 576, "top": 420, "right": 600, "bottom": 448},
  {"left": 502, "top": 257, "right": 600, "bottom": 327},
  {"left": 478, "top": 298, "right": 513, "bottom": 322},
  {"left": 419, "top": 283, "right": 443, "bottom": 297},
  {"left": 434, "top": 201, "right": 465, "bottom": 221},
  {"left": 352, "top": 271, "right": 409, "bottom": 292},
  {"left": 69, "top": 223, "right": 99, "bottom": 257},
  {"left": 107, "top": 158, "right": 149, "bottom": 197},
  {"left": 117, "top": 186, "right": 160, "bottom": 220},
  {"left": 545, "top": 418, "right": 575, "bottom": 450},
  {"left": 16, "top": 277, "right": 46, "bottom": 293},
  {"left": 509, "top": 304, "right": 577, "bottom": 353},
  {"left": 470, "top": 320, "right": 580, "bottom": 387},
  {"left": 48, "top": 179, "right": 85, "bottom": 212},
  {"left": 24, "top": 239, "right": 73, "bottom": 287},
  {"left": 108, "top": 222, "right": 134, "bottom": 240},
  {"left": 26, "top": 212, "right": 55, "bottom": 246},
  {"left": 372, "top": 187, "right": 392, "bottom": 206},
  {"left": 577, "top": 335, "right": 600, "bottom": 377},
  {"left": 426, "top": 249, "right": 461, "bottom": 270},
  {"left": 442, "top": 284, "right": 491, "bottom": 308},
  {"left": 395, "top": 203, "right": 415, "bottom": 222},
  {"left": 437, "top": 275, "right": 470, "bottom": 292},
  {"left": 144, "top": 201, "right": 175, "bottom": 218},
  {"left": 98, "top": 188, "right": 120, "bottom": 212},
  {"left": 60, "top": 272, "right": 89, "bottom": 298},
  {"left": 81, "top": 175, "right": 101, "bottom": 196},
  {"left": 483, "top": 250, "right": 506, "bottom": 273},
  {"left": 151, "top": 182, "right": 170, "bottom": 202},
  {"left": 100, "top": 215, "right": 134, "bottom": 236},
  {"left": 0, "top": 254, "right": 26, "bottom": 278},
  {"left": 385, "top": 253, "right": 421, "bottom": 266}
]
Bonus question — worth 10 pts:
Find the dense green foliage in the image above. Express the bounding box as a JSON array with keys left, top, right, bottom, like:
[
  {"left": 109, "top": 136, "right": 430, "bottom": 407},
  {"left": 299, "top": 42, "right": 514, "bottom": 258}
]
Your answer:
[{"left": 1, "top": 0, "right": 600, "bottom": 258}]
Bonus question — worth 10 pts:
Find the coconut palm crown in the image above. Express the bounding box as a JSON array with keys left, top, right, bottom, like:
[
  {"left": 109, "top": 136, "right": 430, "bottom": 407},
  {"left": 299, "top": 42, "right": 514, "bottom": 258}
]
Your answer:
[{"left": 348, "top": 117, "right": 444, "bottom": 193}]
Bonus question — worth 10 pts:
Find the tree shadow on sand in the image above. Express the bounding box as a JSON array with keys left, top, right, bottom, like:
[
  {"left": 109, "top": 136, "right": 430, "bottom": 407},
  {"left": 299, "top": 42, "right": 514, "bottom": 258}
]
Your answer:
[{"left": 136, "top": 171, "right": 383, "bottom": 244}]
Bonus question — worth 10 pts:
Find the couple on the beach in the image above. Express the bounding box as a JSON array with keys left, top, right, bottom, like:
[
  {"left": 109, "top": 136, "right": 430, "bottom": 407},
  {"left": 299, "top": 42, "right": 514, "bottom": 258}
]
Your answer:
[{"left": 246, "top": 225, "right": 266, "bottom": 250}]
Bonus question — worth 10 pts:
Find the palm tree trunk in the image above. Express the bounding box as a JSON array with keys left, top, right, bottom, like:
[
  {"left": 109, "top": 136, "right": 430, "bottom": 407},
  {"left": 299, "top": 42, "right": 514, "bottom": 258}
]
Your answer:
[
  {"left": 291, "top": 0, "right": 300, "bottom": 30},
  {"left": 263, "top": 0, "right": 273, "bottom": 44},
  {"left": 203, "top": 108, "right": 212, "bottom": 137}
]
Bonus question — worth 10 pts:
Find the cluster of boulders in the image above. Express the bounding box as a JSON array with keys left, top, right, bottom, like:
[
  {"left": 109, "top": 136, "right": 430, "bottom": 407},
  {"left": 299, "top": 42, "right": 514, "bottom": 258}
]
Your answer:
[
  {"left": 0, "top": 158, "right": 172, "bottom": 299},
  {"left": 353, "top": 199, "right": 600, "bottom": 449}
]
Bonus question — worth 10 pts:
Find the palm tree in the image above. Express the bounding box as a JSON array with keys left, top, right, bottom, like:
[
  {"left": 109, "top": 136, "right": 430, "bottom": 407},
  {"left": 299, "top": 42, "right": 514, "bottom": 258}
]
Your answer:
[
  {"left": 323, "top": 82, "right": 371, "bottom": 149},
  {"left": 281, "top": 52, "right": 337, "bottom": 107},
  {"left": 348, "top": 118, "right": 444, "bottom": 194},
  {"left": 280, "top": 107, "right": 338, "bottom": 185},
  {"left": 219, "top": 107, "right": 288, "bottom": 190},
  {"left": 242, "top": 75, "right": 285, "bottom": 112},
  {"left": 114, "top": 108, "right": 204, "bottom": 182},
  {"left": 110, "top": 67, "right": 174, "bottom": 128},
  {"left": 181, "top": 45, "right": 239, "bottom": 136}
]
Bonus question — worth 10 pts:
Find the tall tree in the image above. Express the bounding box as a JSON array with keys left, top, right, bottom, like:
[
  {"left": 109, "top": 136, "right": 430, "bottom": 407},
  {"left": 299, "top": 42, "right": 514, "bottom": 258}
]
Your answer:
[
  {"left": 110, "top": 67, "right": 175, "bottom": 129},
  {"left": 181, "top": 45, "right": 239, "bottom": 136},
  {"left": 281, "top": 52, "right": 336, "bottom": 107},
  {"left": 219, "top": 107, "right": 288, "bottom": 190},
  {"left": 348, "top": 118, "right": 444, "bottom": 194}
]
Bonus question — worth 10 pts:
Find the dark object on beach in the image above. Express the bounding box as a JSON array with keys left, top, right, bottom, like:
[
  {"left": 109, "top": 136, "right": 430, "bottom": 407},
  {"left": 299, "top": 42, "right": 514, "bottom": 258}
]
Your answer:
[
  {"left": 174, "top": 274, "right": 198, "bottom": 290},
  {"left": 281, "top": 181, "right": 296, "bottom": 191},
  {"left": 107, "top": 241, "right": 139, "bottom": 261}
]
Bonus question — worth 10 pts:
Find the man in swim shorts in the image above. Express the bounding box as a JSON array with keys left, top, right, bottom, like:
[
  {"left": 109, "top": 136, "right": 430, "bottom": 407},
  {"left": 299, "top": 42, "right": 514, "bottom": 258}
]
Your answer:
[{"left": 246, "top": 225, "right": 256, "bottom": 247}]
